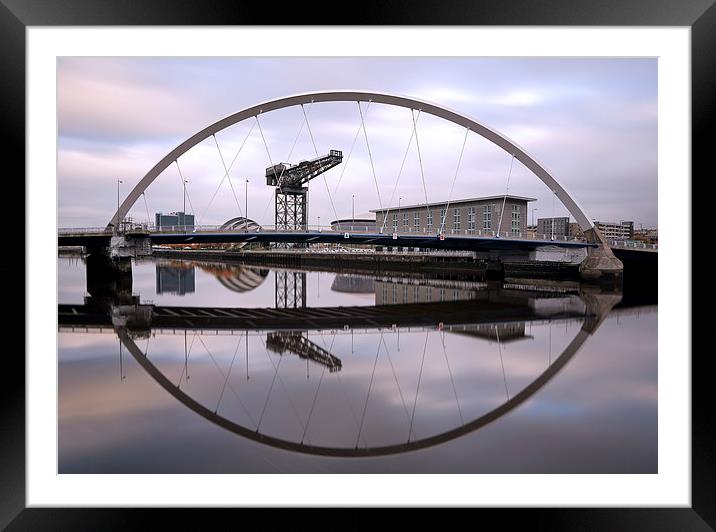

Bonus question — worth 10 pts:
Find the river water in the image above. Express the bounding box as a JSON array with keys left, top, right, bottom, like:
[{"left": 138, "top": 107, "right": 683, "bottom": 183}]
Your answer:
[{"left": 58, "top": 255, "right": 657, "bottom": 473}]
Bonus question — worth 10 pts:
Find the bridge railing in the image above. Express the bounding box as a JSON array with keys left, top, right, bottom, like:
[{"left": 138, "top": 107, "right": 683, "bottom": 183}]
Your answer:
[
  {"left": 608, "top": 239, "right": 658, "bottom": 251},
  {"left": 59, "top": 224, "right": 599, "bottom": 245}
]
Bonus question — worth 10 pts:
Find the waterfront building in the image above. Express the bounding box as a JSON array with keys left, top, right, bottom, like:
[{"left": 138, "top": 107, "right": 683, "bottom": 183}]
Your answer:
[
  {"left": 370, "top": 195, "right": 535, "bottom": 236},
  {"left": 536, "top": 216, "right": 570, "bottom": 238},
  {"left": 594, "top": 220, "right": 634, "bottom": 240},
  {"left": 155, "top": 211, "right": 195, "bottom": 230}
]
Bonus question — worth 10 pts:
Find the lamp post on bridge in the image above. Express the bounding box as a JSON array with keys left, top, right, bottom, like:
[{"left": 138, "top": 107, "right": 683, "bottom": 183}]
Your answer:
[
  {"left": 116, "top": 179, "right": 123, "bottom": 234},
  {"left": 183, "top": 179, "right": 188, "bottom": 231},
  {"left": 245, "top": 179, "right": 249, "bottom": 232},
  {"left": 352, "top": 194, "right": 355, "bottom": 229}
]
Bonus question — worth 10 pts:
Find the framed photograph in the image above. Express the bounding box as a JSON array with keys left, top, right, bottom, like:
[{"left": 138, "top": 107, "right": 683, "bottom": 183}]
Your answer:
[{"left": 6, "top": 0, "right": 710, "bottom": 528}]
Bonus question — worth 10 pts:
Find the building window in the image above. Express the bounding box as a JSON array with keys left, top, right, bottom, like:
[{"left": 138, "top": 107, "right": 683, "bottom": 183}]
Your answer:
[
  {"left": 382, "top": 284, "right": 387, "bottom": 303},
  {"left": 403, "top": 213, "right": 409, "bottom": 229},
  {"left": 392, "top": 284, "right": 397, "bottom": 303},
  {"left": 440, "top": 208, "right": 447, "bottom": 229},
  {"left": 511, "top": 204, "right": 521, "bottom": 233},
  {"left": 453, "top": 208, "right": 461, "bottom": 230},
  {"left": 414, "top": 212, "right": 420, "bottom": 229},
  {"left": 427, "top": 211, "right": 433, "bottom": 230},
  {"left": 467, "top": 206, "right": 476, "bottom": 230},
  {"left": 403, "top": 284, "right": 408, "bottom": 302},
  {"left": 392, "top": 213, "right": 398, "bottom": 231},
  {"left": 483, "top": 205, "right": 492, "bottom": 229}
]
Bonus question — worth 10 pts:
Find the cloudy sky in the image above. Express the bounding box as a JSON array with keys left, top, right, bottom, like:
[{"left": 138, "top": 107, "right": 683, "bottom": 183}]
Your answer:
[{"left": 57, "top": 57, "right": 657, "bottom": 228}]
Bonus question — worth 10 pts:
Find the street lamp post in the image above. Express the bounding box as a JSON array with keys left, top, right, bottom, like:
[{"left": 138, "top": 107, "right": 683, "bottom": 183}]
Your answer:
[
  {"left": 245, "top": 179, "right": 249, "bottom": 231},
  {"left": 183, "top": 179, "right": 188, "bottom": 231},
  {"left": 352, "top": 194, "right": 355, "bottom": 230},
  {"left": 116, "top": 179, "right": 123, "bottom": 234}
]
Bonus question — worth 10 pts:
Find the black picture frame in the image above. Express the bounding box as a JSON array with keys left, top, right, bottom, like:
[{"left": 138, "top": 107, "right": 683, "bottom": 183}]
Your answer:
[{"left": 5, "top": 1, "right": 709, "bottom": 528}]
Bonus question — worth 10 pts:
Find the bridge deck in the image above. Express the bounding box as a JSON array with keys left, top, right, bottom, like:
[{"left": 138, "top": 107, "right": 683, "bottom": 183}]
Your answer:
[
  {"left": 59, "top": 230, "right": 597, "bottom": 252},
  {"left": 58, "top": 300, "right": 592, "bottom": 331}
]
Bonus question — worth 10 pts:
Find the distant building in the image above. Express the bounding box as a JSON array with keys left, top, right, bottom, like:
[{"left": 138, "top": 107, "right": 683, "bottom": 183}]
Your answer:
[
  {"left": 536, "top": 216, "right": 570, "bottom": 238},
  {"left": 568, "top": 222, "right": 584, "bottom": 239},
  {"left": 155, "top": 211, "right": 195, "bottom": 230},
  {"left": 370, "top": 195, "right": 535, "bottom": 236},
  {"left": 594, "top": 220, "right": 634, "bottom": 240},
  {"left": 156, "top": 265, "right": 196, "bottom": 295},
  {"left": 329, "top": 213, "right": 377, "bottom": 232},
  {"left": 634, "top": 227, "right": 658, "bottom": 244}
]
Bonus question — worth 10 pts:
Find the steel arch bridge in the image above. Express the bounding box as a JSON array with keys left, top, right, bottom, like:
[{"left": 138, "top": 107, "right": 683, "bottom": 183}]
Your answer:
[{"left": 108, "top": 90, "right": 596, "bottom": 234}]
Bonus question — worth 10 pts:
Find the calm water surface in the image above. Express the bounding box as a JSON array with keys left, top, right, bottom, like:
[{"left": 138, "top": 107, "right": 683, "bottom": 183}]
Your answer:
[{"left": 58, "top": 255, "right": 657, "bottom": 473}]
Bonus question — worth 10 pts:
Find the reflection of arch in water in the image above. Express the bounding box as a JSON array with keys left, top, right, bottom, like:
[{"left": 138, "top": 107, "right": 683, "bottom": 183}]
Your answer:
[
  {"left": 216, "top": 267, "right": 268, "bottom": 293},
  {"left": 196, "top": 262, "right": 269, "bottom": 293},
  {"left": 117, "top": 299, "right": 615, "bottom": 457}
]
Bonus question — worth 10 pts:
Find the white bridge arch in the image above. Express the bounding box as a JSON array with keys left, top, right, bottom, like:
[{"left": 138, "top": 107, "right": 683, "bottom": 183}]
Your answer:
[{"left": 108, "top": 90, "right": 595, "bottom": 234}]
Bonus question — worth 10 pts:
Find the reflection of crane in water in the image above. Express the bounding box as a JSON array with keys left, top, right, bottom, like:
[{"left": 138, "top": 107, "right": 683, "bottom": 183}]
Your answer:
[
  {"left": 272, "top": 269, "right": 342, "bottom": 372},
  {"left": 266, "top": 331, "right": 342, "bottom": 373}
]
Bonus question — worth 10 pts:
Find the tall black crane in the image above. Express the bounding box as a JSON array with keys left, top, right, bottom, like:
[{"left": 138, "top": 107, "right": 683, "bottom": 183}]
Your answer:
[{"left": 265, "top": 149, "right": 343, "bottom": 231}]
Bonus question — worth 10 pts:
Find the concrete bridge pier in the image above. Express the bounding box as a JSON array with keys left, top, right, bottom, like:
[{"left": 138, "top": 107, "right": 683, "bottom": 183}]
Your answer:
[
  {"left": 110, "top": 234, "right": 151, "bottom": 259},
  {"left": 579, "top": 228, "right": 624, "bottom": 284}
]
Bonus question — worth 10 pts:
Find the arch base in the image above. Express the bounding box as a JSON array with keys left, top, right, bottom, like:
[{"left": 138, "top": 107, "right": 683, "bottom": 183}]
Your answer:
[{"left": 579, "top": 228, "right": 624, "bottom": 283}]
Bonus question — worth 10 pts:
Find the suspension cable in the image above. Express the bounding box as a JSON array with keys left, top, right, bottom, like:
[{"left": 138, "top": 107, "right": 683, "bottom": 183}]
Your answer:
[
  {"left": 215, "top": 333, "right": 244, "bottom": 413},
  {"left": 256, "top": 334, "right": 309, "bottom": 439},
  {"left": 379, "top": 112, "right": 419, "bottom": 234},
  {"left": 197, "top": 335, "right": 256, "bottom": 427},
  {"left": 318, "top": 334, "right": 366, "bottom": 448},
  {"left": 495, "top": 326, "right": 510, "bottom": 400},
  {"left": 332, "top": 102, "right": 371, "bottom": 197},
  {"left": 256, "top": 106, "right": 314, "bottom": 226},
  {"left": 255, "top": 113, "right": 276, "bottom": 169},
  {"left": 212, "top": 134, "right": 244, "bottom": 218},
  {"left": 496, "top": 154, "right": 516, "bottom": 238},
  {"left": 438, "top": 128, "right": 470, "bottom": 235},
  {"left": 356, "top": 334, "right": 382, "bottom": 448},
  {"left": 177, "top": 332, "right": 198, "bottom": 389},
  {"left": 440, "top": 332, "right": 464, "bottom": 426},
  {"left": 141, "top": 192, "right": 151, "bottom": 227},
  {"left": 301, "top": 102, "right": 339, "bottom": 224},
  {"left": 380, "top": 334, "right": 415, "bottom": 440},
  {"left": 301, "top": 364, "right": 326, "bottom": 444},
  {"left": 200, "top": 121, "right": 255, "bottom": 223},
  {"left": 357, "top": 101, "right": 384, "bottom": 213},
  {"left": 408, "top": 332, "right": 430, "bottom": 442},
  {"left": 411, "top": 109, "right": 432, "bottom": 229}
]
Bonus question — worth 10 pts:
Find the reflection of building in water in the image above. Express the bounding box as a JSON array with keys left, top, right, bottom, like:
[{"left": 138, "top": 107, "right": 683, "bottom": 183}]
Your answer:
[
  {"left": 156, "top": 265, "right": 195, "bottom": 295},
  {"left": 331, "top": 275, "right": 375, "bottom": 294},
  {"left": 375, "top": 278, "right": 481, "bottom": 305},
  {"left": 266, "top": 331, "right": 342, "bottom": 372},
  {"left": 446, "top": 322, "right": 529, "bottom": 342}
]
